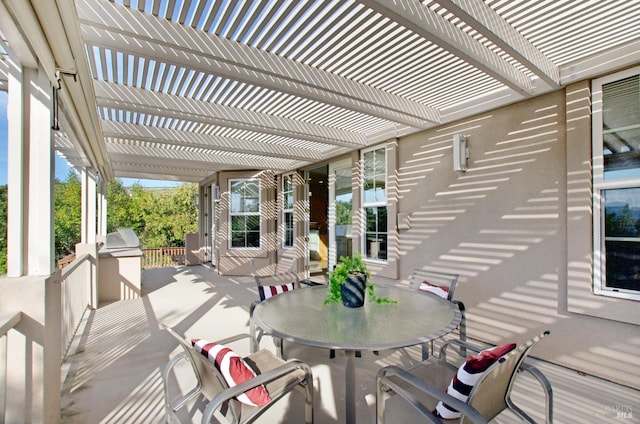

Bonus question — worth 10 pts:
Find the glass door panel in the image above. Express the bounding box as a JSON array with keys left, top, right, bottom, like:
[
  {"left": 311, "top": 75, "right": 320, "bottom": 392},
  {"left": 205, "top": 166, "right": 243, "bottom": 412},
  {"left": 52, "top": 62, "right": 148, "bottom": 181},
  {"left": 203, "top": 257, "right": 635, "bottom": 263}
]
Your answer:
[
  {"left": 329, "top": 160, "right": 353, "bottom": 270},
  {"left": 306, "top": 165, "right": 329, "bottom": 277}
]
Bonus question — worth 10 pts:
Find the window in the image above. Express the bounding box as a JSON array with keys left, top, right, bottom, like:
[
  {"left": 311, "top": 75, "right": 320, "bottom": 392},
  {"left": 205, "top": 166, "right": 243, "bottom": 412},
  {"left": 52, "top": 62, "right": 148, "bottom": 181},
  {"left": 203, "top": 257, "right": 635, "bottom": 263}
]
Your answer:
[
  {"left": 362, "top": 146, "right": 387, "bottom": 261},
  {"left": 282, "top": 174, "right": 294, "bottom": 248},
  {"left": 229, "top": 179, "right": 260, "bottom": 248},
  {"left": 593, "top": 67, "right": 640, "bottom": 300}
]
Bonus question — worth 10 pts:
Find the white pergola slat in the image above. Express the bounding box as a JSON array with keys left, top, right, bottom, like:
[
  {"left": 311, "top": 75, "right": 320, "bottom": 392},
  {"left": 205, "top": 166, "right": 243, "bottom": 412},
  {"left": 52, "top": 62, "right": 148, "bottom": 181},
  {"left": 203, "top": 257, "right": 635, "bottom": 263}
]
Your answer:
[
  {"left": 78, "top": 0, "right": 441, "bottom": 127},
  {"left": 108, "top": 143, "right": 299, "bottom": 171},
  {"left": 437, "top": 0, "right": 560, "bottom": 88},
  {"left": 3, "top": 0, "right": 639, "bottom": 183},
  {"left": 92, "top": 81, "right": 367, "bottom": 148},
  {"left": 363, "top": 0, "right": 534, "bottom": 95},
  {"left": 101, "top": 120, "right": 324, "bottom": 162}
]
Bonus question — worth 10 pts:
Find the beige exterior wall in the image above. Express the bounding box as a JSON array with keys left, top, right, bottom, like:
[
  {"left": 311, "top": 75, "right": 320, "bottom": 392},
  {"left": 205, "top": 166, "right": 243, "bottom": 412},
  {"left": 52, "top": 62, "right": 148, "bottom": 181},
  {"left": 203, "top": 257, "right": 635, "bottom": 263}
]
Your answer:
[
  {"left": 216, "top": 170, "right": 277, "bottom": 275},
  {"left": 385, "top": 86, "right": 640, "bottom": 389},
  {"left": 209, "top": 74, "right": 640, "bottom": 389},
  {"left": 0, "top": 273, "right": 62, "bottom": 423}
]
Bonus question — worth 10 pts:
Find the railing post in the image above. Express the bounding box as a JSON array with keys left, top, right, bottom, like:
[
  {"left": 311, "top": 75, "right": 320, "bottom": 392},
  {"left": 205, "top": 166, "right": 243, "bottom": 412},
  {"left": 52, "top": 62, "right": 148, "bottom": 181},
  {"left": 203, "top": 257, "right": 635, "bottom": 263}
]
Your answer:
[
  {"left": 44, "top": 271, "right": 62, "bottom": 424},
  {"left": 1, "top": 331, "right": 5, "bottom": 421},
  {"left": 75, "top": 243, "right": 99, "bottom": 309},
  {"left": 0, "top": 312, "right": 22, "bottom": 423}
]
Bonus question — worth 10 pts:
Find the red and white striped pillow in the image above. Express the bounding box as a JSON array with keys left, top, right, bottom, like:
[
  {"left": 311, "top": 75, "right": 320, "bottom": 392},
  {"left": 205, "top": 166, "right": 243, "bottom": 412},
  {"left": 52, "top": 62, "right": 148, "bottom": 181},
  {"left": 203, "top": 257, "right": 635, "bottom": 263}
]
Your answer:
[
  {"left": 192, "top": 338, "right": 271, "bottom": 406},
  {"left": 434, "top": 343, "right": 516, "bottom": 419},
  {"left": 418, "top": 281, "right": 450, "bottom": 299},
  {"left": 258, "top": 283, "right": 295, "bottom": 301}
]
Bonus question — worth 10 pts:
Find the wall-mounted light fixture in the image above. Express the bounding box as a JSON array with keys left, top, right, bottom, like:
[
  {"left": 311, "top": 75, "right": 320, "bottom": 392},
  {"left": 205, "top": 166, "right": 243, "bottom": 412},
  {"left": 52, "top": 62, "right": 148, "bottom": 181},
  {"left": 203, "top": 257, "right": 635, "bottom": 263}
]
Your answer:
[
  {"left": 453, "top": 133, "right": 469, "bottom": 172},
  {"left": 212, "top": 184, "right": 221, "bottom": 202}
]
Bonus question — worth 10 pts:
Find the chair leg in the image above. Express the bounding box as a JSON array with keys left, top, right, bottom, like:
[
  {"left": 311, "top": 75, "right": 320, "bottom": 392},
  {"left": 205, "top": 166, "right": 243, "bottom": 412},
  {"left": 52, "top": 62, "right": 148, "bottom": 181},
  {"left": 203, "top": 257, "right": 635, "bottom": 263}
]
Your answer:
[
  {"left": 249, "top": 321, "right": 259, "bottom": 353},
  {"left": 421, "top": 342, "right": 430, "bottom": 361},
  {"left": 275, "top": 337, "right": 285, "bottom": 359},
  {"left": 458, "top": 304, "right": 467, "bottom": 357},
  {"left": 303, "top": 374, "right": 314, "bottom": 424}
]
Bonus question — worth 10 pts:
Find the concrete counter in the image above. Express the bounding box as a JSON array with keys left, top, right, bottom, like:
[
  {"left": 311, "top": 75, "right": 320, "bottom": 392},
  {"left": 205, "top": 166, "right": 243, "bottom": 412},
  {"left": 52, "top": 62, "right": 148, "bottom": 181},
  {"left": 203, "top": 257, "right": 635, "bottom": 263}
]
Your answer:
[{"left": 97, "top": 229, "right": 143, "bottom": 305}]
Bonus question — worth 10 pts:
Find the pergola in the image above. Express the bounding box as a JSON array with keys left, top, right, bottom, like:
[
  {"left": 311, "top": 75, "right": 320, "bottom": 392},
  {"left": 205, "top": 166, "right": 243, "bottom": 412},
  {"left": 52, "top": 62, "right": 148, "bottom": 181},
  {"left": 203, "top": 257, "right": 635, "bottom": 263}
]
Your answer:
[
  {"left": 3, "top": 0, "right": 640, "bottom": 183},
  {"left": 2, "top": 3, "right": 640, "bottom": 422}
]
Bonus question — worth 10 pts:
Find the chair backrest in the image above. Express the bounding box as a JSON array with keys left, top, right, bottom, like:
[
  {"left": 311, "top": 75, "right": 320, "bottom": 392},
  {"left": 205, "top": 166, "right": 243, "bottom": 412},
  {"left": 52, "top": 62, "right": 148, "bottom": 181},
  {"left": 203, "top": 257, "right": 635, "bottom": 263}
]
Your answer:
[
  {"left": 408, "top": 269, "right": 459, "bottom": 301},
  {"left": 164, "top": 325, "right": 230, "bottom": 402},
  {"left": 255, "top": 272, "right": 302, "bottom": 301},
  {"left": 462, "top": 331, "right": 550, "bottom": 424}
]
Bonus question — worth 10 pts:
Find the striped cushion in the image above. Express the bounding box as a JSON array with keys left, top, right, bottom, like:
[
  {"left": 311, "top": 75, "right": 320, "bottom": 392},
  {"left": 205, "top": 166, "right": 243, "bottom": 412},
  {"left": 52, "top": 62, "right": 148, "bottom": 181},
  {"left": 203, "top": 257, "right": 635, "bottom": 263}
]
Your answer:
[
  {"left": 258, "top": 283, "right": 295, "bottom": 301},
  {"left": 192, "top": 339, "right": 271, "bottom": 406},
  {"left": 418, "top": 281, "right": 450, "bottom": 299},
  {"left": 434, "top": 343, "right": 516, "bottom": 419}
]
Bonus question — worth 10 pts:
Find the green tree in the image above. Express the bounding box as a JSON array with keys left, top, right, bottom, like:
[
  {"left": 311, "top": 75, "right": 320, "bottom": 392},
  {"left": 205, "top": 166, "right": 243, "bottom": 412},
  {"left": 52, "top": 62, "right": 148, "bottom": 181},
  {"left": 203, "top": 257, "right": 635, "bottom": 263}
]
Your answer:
[
  {"left": 107, "top": 179, "right": 132, "bottom": 232},
  {"left": 2, "top": 176, "right": 199, "bottom": 264},
  {"left": 140, "top": 183, "right": 198, "bottom": 247},
  {"left": 55, "top": 171, "right": 82, "bottom": 259}
]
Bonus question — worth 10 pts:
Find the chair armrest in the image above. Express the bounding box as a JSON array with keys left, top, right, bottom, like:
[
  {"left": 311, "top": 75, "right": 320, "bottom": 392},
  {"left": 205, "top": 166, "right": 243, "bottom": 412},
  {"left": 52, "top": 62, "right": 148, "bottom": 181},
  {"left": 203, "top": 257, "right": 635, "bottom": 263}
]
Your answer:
[
  {"left": 377, "top": 365, "right": 487, "bottom": 424},
  {"left": 300, "top": 279, "right": 323, "bottom": 287},
  {"left": 201, "top": 359, "right": 313, "bottom": 423},
  {"left": 438, "top": 338, "right": 486, "bottom": 362},
  {"left": 163, "top": 351, "right": 202, "bottom": 412},
  {"left": 214, "top": 332, "right": 259, "bottom": 352},
  {"left": 514, "top": 363, "right": 554, "bottom": 424},
  {"left": 451, "top": 299, "right": 465, "bottom": 310}
]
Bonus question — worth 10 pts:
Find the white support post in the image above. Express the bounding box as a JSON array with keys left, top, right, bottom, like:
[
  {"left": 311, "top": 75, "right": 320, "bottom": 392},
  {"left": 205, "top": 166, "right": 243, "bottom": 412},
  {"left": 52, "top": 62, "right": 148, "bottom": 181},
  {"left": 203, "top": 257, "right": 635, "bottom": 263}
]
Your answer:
[
  {"left": 97, "top": 178, "right": 107, "bottom": 236},
  {"left": 80, "top": 168, "right": 97, "bottom": 244},
  {"left": 6, "top": 55, "right": 26, "bottom": 277},
  {"left": 7, "top": 61, "right": 55, "bottom": 276},
  {"left": 26, "top": 66, "right": 55, "bottom": 276}
]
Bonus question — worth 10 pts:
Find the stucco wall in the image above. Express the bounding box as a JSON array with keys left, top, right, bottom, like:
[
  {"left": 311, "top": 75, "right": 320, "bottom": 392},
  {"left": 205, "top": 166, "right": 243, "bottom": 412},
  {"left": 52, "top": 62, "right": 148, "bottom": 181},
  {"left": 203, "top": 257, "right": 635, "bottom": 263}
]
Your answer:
[
  {"left": 390, "top": 87, "right": 640, "bottom": 389},
  {"left": 216, "top": 170, "right": 276, "bottom": 275},
  {"left": 0, "top": 274, "right": 62, "bottom": 423},
  {"left": 216, "top": 79, "right": 640, "bottom": 389}
]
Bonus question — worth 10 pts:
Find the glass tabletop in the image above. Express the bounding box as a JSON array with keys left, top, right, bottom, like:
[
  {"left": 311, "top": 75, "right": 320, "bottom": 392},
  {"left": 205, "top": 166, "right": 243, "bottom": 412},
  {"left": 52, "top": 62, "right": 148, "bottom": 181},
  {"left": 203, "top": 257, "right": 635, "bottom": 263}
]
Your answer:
[{"left": 252, "top": 285, "right": 461, "bottom": 351}]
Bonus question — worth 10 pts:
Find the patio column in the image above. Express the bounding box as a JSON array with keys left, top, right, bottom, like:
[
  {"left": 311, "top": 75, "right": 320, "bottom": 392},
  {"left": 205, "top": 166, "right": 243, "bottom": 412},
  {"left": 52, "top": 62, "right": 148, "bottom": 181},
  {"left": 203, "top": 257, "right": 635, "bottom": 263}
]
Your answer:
[
  {"left": 97, "top": 177, "right": 107, "bottom": 236},
  {"left": 6, "top": 54, "right": 26, "bottom": 278},
  {"left": 81, "top": 167, "right": 97, "bottom": 244},
  {"left": 7, "top": 60, "right": 55, "bottom": 277}
]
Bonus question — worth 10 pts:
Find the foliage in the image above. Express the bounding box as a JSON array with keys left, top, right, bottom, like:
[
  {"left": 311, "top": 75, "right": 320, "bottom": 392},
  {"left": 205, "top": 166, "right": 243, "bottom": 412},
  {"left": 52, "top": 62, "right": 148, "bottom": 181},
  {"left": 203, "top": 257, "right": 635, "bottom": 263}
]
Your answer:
[
  {"left": 0, "top": 174, "right": 199, "bottom": 265},
  {"left": 335, "top": 200, "right": 352, "bottom": 225},
  {"left": 106, "top": 179, "right": 148, "bottom": 235},
  {"left": 55, "top": 171, "right": 82, "bottom": 259},
  {"left": 606, "top": 205, "right": 640, "bottom": 236},
  {"left": 139, "top": 183, "right": 198, "bottom": 247},
  {"left": 324, "top": 254, "right": 396, "bottom": 305}
]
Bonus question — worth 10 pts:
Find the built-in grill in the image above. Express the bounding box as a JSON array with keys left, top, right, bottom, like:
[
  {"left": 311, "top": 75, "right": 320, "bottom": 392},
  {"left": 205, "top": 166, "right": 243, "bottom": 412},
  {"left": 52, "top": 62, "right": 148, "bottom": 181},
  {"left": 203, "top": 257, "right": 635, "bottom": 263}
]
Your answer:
[{"left": 103, "top": 228, "right": 140, "bottom": 250}]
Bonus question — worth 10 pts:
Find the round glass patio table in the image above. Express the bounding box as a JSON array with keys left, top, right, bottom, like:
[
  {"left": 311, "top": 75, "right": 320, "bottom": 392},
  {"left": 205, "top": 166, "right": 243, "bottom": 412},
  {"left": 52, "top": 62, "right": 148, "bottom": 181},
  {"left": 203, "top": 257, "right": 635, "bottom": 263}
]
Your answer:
[{"left": 252, "top": 284, "right": 461, "bottom": 423}]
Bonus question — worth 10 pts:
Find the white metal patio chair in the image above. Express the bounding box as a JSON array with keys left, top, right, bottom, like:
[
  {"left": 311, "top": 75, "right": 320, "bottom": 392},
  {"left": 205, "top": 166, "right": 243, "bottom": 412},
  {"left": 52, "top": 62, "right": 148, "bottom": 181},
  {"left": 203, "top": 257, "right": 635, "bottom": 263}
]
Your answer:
[
  {"left": 376, "top": 330, "right": 553, "bottom": 424},
  {"left": 409, "top": 269, "right": 467, "bottom": 359},
  {"left": 162, "top": 324, "right": 314, "bottom": 424}
]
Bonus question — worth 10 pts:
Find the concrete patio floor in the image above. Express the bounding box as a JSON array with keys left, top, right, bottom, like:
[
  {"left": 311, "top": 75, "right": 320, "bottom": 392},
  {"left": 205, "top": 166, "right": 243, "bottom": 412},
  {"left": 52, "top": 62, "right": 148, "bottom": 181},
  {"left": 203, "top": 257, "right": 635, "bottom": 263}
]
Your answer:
[{"left": 60, "top": 265, "right": 639, "bottom": 423}]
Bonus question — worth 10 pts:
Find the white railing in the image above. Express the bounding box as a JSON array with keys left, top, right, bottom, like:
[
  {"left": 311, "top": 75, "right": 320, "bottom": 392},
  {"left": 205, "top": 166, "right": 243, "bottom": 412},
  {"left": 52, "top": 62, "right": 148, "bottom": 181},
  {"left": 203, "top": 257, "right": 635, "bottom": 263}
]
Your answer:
[
  {"left": 60, "top": 253, "right": 93, "bottom": 360},
  {"left": 0, "top": 247, "right": 97, "bottom": 422},
  {"left": 0, "top": 311, "right": 22, "bottom": 421}
]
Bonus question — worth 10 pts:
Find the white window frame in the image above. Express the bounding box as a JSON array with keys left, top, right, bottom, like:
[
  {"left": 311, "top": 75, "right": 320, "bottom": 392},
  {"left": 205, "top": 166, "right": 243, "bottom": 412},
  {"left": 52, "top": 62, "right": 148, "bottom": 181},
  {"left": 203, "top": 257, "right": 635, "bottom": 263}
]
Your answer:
[
  {"left": 228, "top": 178, "right": 261, "bottom": 249},
  {"left": 361, "top": 145, "right": 388, "bottom": 263},
  {"left": 592, "top": 66, "right": 640, "bottom": 301},
  {"left": 282, "top": 173, "right": 294, "bottom": 249}
]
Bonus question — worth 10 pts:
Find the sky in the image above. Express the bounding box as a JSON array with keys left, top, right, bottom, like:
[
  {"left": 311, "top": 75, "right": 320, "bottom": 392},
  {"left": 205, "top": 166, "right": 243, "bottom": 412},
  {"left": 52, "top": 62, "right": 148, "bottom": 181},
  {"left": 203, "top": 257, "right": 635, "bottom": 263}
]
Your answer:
[{"left": 0, "top": 90, "right": 180, "bottom": 188}]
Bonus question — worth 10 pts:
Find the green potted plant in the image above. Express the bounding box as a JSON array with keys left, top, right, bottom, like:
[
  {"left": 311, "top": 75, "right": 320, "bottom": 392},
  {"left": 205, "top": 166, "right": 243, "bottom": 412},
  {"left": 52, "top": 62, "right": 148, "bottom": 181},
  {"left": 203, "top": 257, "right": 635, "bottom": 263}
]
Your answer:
[{"left": 324, "top": 254, "right": 396, "bottom": 307}]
